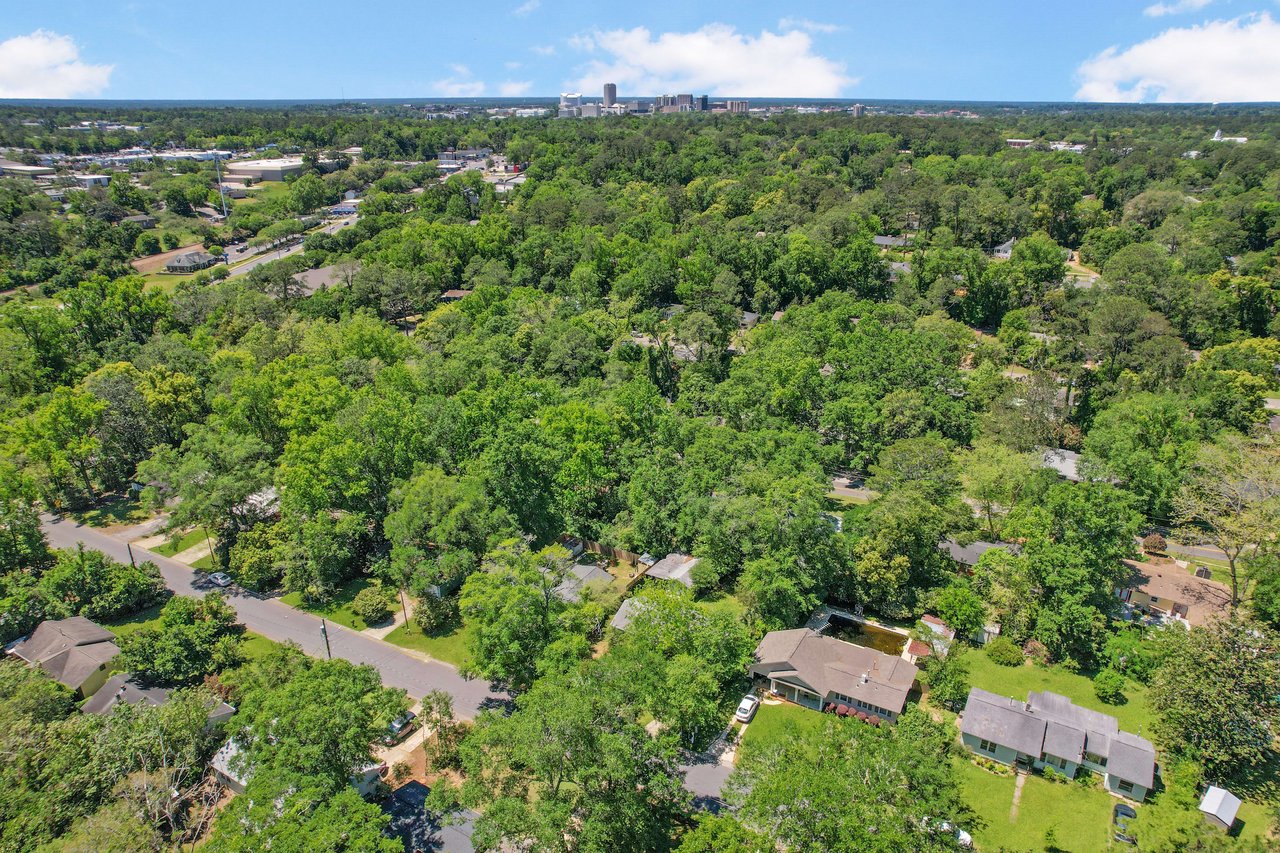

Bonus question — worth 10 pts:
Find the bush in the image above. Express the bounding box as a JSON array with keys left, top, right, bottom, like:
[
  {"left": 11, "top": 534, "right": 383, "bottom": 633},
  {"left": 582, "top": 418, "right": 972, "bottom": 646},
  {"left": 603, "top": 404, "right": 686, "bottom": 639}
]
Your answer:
[
  {"left": 414, "top": 591, "right": 458, "bottom": 635},
  {"left": 351, "top": 586, "right": 392, "bottom": 625},
  {"left": 1142, "top": 533, "right": 1167, "bottom": 555},
  {"left": 1042, "top": 765, "right": 1070, "bottom": 784},
  {"left": 1093, "top": 667, "right": 1127, "bottom": 704},
  {"left": 986, "top": 636, "right": 1024, "bottom": 667}
]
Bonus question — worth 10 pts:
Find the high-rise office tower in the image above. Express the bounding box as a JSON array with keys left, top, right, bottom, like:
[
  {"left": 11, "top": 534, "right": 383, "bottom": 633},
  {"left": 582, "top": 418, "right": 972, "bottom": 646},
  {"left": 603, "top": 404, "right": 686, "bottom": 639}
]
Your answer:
[
  {"left": 696, "top": 95, "right": 709, "bottom": 111},
  {"left": 603, "top": 83, "right": 617, "bottom": 107},
  {"left": 852, "top": 103, "right": 866, "bottom": 118},
  {"left": 675, "top": 93, "right": 693, "bottom": 108}
]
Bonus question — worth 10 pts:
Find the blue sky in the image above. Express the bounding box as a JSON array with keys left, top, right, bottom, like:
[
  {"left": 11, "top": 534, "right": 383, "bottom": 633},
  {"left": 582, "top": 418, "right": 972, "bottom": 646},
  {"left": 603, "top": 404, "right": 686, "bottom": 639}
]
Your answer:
[{"left": 2, "top": 0, "right": 1279, "bottom": 101}]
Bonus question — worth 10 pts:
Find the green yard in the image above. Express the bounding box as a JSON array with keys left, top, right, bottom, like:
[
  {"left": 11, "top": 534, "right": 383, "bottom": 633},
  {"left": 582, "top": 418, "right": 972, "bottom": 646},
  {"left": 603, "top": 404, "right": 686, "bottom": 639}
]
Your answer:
[
  {"left": 240, "top": 631, "right": 285, "bottom": 662},
  {"left": 964, "top": 652, "right": 1154, "bottom": 735},
  {"left": 956, "top": 758, "right": 1114, "bottom": 852},
  {"left": 152, "top": 527, "right": 212, "bottom": 557},
  {"left": 279, "top": 577, "right": 393, "bottom": 631},
  {"left": 104, "top": 602, "right": 167, "bottom": 640},
  {"left": 384, "top": 621, "right": 473, "bottom": 668},
  {"left": 736, "top": 701, "right": 829, "bottom": 763},
  {"left": 68, "top": 496, "right": 151, "bottom": 529}
]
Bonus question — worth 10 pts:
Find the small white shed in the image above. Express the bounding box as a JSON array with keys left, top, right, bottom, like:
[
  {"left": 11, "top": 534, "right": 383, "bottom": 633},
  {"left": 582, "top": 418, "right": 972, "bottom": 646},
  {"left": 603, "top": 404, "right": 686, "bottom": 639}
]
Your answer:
[{"left": 1198, "top": 785, "right": 1241, "bottom": 832}]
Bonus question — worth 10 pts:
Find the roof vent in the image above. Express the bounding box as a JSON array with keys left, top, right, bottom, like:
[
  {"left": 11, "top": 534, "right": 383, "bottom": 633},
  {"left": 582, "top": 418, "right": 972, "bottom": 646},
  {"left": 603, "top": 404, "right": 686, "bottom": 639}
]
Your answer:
[
  {"left": 1194, "top": 565, "right": 1212, "bottom": 579},
  {"left": 860, "top": 673, "right": 869, "bottom": 684}
]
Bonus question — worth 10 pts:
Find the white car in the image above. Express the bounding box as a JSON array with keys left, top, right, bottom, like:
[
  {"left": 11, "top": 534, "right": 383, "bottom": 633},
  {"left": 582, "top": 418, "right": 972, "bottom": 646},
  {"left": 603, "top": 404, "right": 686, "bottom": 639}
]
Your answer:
[
  {"left": 208, "top": 572, "right": 233, "bottom": 588},
  {"left": 734, "top": 694, "right": 761, "bottom": 723}
]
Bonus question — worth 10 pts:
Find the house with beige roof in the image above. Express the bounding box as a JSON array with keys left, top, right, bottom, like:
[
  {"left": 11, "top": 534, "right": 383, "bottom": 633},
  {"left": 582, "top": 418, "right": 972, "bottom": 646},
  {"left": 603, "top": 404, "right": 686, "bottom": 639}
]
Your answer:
[
  {"left": 7, "top": 616, "right": 120, "bottom": 698},
  {"left": 1116, "top": 560, "right": 1231, "bottom": 628},
  {"left": 749, "top": 628, "right": 919, "bottom": 722}
]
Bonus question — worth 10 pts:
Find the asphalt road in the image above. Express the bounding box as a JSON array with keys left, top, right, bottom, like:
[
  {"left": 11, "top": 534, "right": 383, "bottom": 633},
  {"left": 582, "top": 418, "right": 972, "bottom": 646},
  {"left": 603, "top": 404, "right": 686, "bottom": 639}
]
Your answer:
[
  {"left": 41, "top": 515, "right": 508, "bottom": 719},
  {"left": 226, "top": 217, "right": 356, "bottom": 280}
]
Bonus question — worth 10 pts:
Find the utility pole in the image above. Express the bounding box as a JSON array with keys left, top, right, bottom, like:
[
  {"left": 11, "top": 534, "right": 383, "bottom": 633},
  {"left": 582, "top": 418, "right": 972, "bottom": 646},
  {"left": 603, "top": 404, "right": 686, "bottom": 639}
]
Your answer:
[
  {"left": 320, "top": 619, "right": 332, "bottom": 659},
  {"left": 215, "top": 153, "right": 228, "bottom": 218},
  {"left": 126, "top": 542, "right": 137, "bottom": 568}
]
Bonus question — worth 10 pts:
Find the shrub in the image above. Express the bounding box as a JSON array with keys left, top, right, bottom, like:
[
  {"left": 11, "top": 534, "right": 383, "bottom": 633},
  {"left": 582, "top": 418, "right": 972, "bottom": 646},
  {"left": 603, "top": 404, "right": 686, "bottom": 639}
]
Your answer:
[
  {"left": 1093, "top": 667, "right": 1127, "bottom": 704},
  {"left": 414, "top": 591, "right": 458, "bottom": 635},
  {"left": 351, "top": 586, "right": 392, "bottom": 625},
  {"left": 1142, "top": 533, "right": 1167, "bottom": 555},
  {"left": 986, "top": 636, "right": 1024, "bottom": 667},
  {"left": 1042, "top": 766, "right": 1069, "bottom": 784}
]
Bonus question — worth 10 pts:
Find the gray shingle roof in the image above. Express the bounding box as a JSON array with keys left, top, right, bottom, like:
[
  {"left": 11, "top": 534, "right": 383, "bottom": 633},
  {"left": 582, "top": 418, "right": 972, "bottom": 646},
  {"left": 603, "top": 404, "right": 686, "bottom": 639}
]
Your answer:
[
  {"left": 81, "top": 673, "right": 236, "bottom": 720},
  {"left": 645, "top": 553, "right": 699, "bottom": 588},
  {"left": 962, "top": 688, "right": 1155, "bottom": 789},
  {"left": 552, "top": 562, "right": 615, "bottom": 602},
  {"left": 939, "top": 538, "right": 1015, "bottom": 567},
  {"left": 961, "top": 688, "right": 1047, "bottom": 756},
  {"left": 1108, "top": 731, "right": 1156, "bottom": 789},
  {"left": 610, "top": 597, "right": 646, "bottom": 631}
]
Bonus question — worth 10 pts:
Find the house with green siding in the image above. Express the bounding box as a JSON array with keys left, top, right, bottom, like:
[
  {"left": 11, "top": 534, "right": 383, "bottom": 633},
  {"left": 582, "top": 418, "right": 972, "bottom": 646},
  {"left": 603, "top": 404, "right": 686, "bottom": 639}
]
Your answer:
[{"left": 959, "top": 688, "right": 1156, "bottom": 801}]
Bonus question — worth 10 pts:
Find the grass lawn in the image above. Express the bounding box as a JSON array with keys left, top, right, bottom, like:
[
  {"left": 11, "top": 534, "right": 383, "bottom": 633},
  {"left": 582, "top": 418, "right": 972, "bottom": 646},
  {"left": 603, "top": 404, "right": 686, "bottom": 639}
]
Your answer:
[
  {"left": 152, "top": 527, "right": 212, "bottom": 557},
  {"left": 736, "top": 702, "right": 829, "bottom": 763},
  {"left": 701, "top": 591, "right": 747, "bottom": 620},
  {"left": 384, "top": 622, "right": 473, "bottom": 668},
  {"left": 957, "top": 758, "right": 1114, "bottom": 852},
  {"left": 240, "top": 630, "right": 285, "bottom": 662},
  {"left": 191, "top": 554, "right": 214, "bottom": 570},
  {"left": 279, "top": 577, "right": 392, "bottom": 632},
  {"left": 965, "top": 651, "right": 1154, "bottom": 735},
  {"left": 68, "top": 496, "right": 150, "bottom": 529},
  {"left": 104, "top": 602, "right": 167, "bottom": 640},
  {"left": 234, "top": 181, "right": 291, "bottom": 207}
]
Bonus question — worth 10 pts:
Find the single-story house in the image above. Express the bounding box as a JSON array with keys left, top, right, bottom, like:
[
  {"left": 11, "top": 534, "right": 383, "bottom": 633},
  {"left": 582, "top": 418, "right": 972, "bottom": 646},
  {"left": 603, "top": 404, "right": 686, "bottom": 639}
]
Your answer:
[
  {"left": 609, "top": 597, "right": 647, "bottom": 631},
  {"left": 212, "top": 739, "right": 384, "bottom": 797},
  {"left": 165, "top": 250, "right": 220, "bottom": 273},
  {"left": 438, "top": 288, "right": 472, "bottom": 303},
  {"left": 1199, "top": 785, "right": 1241, "bottom": 832},
  {"left": 644, "top": 553, "right": 699, "bottom": 588},
  {"left": 1040, "top": 447, "right": 1082, "bottom": 482},
  {"left": 7, "top": 616, "right": 120, "bottom": 698},
  {"left": 991, "top": 238, "right": 1017, "bottom": 260},
  {"left": 939, "top": 538, "right": 1015, "bottom": 572},
  {"left": 739, "top": 311, "right": 760, "bottom": 331},
  {"left": 749, "top": 628, "right": 919, "bottom": 722},
  {"left": 552, "top": 562, "right": 615, "bottom": 603},
  {"left": 959, "top": 688, "right": 1156, "bottom": 801},
  {"left": 82, "top": 673, "right": 236, "bottom": 723},
  {"left": 888, "top": 261, "right": 912, "bottom": 282},
  {"left": 873, "top": 234, "right": 909, "bottom": 249},
  {"left": 330, "top": 199, "right": 360, "bottom": 216},
  {"left": 74, "top": 174, "right": 111, "bottom": 188},
  {"left": 121, "top": 213, "right": 156, "bottom": 229},
  {"left": 1116, "top": 560, "right": 1231, "bottom": 628}
]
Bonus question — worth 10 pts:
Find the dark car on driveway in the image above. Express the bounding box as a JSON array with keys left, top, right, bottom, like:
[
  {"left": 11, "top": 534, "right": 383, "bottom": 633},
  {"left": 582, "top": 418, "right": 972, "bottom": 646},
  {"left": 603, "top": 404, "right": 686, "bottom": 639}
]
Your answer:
[{"left": 1113, "top": 802, "right": 1137, "bottom": 845}]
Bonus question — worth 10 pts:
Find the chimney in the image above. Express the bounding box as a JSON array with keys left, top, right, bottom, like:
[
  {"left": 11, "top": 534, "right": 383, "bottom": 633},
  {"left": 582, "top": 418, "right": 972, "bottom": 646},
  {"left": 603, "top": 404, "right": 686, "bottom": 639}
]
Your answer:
[{"left": 860, "top": 673, "right": 869, "bottom": 684}]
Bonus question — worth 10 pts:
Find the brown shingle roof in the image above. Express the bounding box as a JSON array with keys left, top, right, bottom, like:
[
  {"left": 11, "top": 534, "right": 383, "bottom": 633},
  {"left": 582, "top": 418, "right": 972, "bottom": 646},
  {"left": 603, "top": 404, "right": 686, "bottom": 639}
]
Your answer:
[
  {"left": 750, "top": 628, "right": 918, "bottom": 716},
  {"left": 1122, "top": 560, "right": 1231, "bottom": 627},
  {"left": 10, "top": 617, "right": 120, "bottom": 691}
]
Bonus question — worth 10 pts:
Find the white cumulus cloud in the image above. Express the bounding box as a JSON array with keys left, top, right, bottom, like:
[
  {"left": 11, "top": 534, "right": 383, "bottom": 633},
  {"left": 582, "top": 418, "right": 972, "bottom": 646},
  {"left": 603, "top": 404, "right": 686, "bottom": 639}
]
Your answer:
[
  {"left": 567, "top": 24, "right": 856, "bottom": 97},
  {"left": 498, "top": 80, "right": 532, "bottom": 96},
  {"left": 0, "top": 30, "right": 113, "bottom": 98},
  {"left": 1076, "top": 13, "right": 1280, "bottom": 102},
  {"left": 530, "top": 44, "right": 557, "bottom": 56},
  {"left": 431, "top": 65, "right": 485, "bottom": 97},
  {"left": 512, "top": 0, "right": 540, "bottom": 17},
  {"left": 1143, "top": 0, "right": 1214, "bottom": 17}
]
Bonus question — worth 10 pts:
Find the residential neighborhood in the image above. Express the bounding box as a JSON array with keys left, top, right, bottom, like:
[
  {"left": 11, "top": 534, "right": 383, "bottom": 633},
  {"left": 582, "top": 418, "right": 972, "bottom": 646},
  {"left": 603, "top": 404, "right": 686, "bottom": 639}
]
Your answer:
[{"left": 2, "top": 30, "right": 1280, "bottom": 852}]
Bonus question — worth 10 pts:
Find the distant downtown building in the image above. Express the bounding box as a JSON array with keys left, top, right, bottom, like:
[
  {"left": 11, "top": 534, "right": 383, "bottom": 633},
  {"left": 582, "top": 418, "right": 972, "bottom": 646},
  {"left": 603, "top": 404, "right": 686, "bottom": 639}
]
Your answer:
[
  {"left": 603, "top": 83, "right": 617, "bottom": 107},
  {"left": 852, "top": 103, "right": 866, "bottom": 118},
  {"left": 727, "top": 100, "right": 749, "bottom": 114}
]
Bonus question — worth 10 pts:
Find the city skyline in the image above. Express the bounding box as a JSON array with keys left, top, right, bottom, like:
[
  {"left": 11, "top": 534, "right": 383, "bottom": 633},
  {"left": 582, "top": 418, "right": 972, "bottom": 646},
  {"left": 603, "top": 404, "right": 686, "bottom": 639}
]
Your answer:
[{"left": 2, "top": 1, "right": 1280, "bottom": 102}]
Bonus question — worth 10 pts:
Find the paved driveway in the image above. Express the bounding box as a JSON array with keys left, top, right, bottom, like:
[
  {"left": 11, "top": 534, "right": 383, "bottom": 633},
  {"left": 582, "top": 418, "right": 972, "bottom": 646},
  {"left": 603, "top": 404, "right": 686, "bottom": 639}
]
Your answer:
[{"left": 41, "top": 516, "right": 508, "bottom": 718}]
